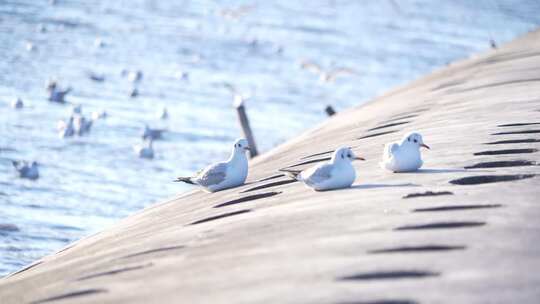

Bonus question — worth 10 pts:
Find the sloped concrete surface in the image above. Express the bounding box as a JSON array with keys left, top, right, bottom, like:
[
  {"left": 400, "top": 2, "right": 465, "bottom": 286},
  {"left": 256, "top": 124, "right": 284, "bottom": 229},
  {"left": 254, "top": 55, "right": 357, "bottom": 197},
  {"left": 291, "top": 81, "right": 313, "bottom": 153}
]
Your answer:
[{"left": 1, "top": 30, "right": 540, "bottom": 304}]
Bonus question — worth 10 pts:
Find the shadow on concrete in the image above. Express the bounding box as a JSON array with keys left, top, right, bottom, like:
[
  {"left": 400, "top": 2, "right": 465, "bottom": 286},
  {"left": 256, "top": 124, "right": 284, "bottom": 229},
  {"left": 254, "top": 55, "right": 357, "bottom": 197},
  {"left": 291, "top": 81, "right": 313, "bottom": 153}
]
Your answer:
[{"left": 351, "top": 183, "right": 419, "bottom": 190}]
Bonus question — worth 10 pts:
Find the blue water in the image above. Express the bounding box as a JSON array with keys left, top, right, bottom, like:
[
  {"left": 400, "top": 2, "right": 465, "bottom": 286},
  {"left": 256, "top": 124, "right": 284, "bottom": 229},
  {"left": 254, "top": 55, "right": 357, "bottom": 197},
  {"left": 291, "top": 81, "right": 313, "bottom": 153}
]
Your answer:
[{"left": 1, "top": 0, "right": 539, "bottom": 276}]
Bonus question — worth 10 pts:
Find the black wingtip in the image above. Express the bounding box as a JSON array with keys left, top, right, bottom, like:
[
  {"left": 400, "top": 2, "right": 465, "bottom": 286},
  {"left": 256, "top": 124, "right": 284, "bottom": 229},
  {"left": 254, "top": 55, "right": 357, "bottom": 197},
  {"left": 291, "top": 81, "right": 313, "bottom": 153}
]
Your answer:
[{"left": 174, "top": 177, "right": 195, "bottom": 185}]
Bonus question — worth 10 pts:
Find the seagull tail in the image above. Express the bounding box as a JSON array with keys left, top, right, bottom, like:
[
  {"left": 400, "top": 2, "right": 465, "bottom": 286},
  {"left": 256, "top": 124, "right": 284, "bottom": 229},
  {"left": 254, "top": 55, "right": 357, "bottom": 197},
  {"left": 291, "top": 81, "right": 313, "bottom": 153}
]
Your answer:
[
  {"left": 278, "top": 168, "right": 302, "bottom": 181},
  {"left": 174, "top": 176, "right": 195, "bottom": 184}
]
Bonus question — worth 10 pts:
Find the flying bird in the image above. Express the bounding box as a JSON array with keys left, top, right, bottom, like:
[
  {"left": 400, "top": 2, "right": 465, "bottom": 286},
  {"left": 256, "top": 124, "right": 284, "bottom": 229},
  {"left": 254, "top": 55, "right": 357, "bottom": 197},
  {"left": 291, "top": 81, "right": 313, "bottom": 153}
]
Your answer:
[{"left": 299, "top": 60, "right": 357, "bottom": 83}]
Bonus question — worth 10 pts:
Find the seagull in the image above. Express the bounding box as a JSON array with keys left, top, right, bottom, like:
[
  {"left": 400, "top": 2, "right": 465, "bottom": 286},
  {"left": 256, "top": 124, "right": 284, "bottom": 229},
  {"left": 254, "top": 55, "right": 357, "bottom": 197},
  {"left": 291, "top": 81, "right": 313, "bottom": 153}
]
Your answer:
[
  {"left": 299, "top": 60, "right": 357, "bottom": 83},
  {"left": 71, "top": 104, "right": 82, "bottom": 115},
  {"left": 91, "top": 110, "right": 108, "bottom": 120},
  {"left": 57, "top": 116, "right": 75, "bottom": 138},
  {"left": 47, "top": 80, "right": 72, "bottom": 103},
  {"left": 12, "top": 161, "right": 39, "bottom": 180},
  {"left": 380, "top": 132, "right": 430, "bottom": 172},
  {"left": 174, "top": 138, "right": 250, "bottom": 192},
  {"left": 94, "top": 38, "right": 105, "bottom": 48},
  {"left": 142, "top": 124, "right": 165, "bottom": 140},
  {"left": 129, "top": 87, "right": 139, "bottom": 98},
  {"left": 175, "top": 71, "right": 189, "bottom": 81},
  {"left": 11, "top": 98, "right": 23, "bottom": 109},
  {"left": 218, "top": 5, "right": 254, "bottom": 20},
  {"left": 88, "top": 72, "right": 105, "bottom": 82},
  {"left": 158, "top": 107, "right": 169, "bottom": 120},
  {"left": 127, "top": 70, "right": 143, "bottom": 83},
  {"left": 73, "top": 115, "right": 93, "bottom": 136},
  {"left": 280, "top": 147, "right": 365, "bottom": 191},
  {"left": 134, "top": 139, "right": 154, "bottom": 159}
]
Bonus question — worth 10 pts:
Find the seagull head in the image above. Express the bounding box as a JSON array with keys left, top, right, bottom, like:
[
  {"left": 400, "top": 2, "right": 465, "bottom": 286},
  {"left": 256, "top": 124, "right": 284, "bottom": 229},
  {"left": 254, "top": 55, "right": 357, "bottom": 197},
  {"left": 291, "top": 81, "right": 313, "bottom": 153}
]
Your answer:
[
  {"left": 72, "top": 104, "right": 82, "bottom": 114},
  {"left": 233, "top": 138, "right": 251, "bottom": 153},
  {"left": 403, "top": 132, "right": 430, "bottom": 150},
  {"left": 332, "top": 147, "right": 366, "bottom": 163}
]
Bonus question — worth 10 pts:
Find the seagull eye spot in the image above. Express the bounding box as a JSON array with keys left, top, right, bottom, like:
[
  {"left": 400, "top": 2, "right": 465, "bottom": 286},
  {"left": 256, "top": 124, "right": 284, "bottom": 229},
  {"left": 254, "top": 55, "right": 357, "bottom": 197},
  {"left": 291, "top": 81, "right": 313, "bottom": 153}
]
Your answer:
[{"left": 414, "top": 139, "right": 418, "bottom": 143}]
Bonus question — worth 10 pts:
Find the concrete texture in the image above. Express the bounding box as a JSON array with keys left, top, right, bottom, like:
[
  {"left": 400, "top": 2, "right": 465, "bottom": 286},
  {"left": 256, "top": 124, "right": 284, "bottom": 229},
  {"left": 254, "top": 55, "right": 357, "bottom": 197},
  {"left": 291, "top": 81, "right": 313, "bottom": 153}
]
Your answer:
[{"left": 1, "top": 30, "right": 540, "bottom": 304}]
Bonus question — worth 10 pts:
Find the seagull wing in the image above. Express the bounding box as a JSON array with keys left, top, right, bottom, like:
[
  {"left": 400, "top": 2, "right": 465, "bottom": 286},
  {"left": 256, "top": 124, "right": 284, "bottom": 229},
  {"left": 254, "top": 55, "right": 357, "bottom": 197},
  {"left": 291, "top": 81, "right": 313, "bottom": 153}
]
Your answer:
[
  {"left": 326, "top": 67, "right": 357, "bottom": 82},
  {"left": 194, "top": 162, "right": 228, "bottom": 187},
  {"left": 384, "top": 142, "right": 400, "bottom": 159},
  {"left": 302, "top": 163, "right": 334, "bottom": 186},
  {"left": 300, "top": 60, "right": 322, "bottom": 75}
]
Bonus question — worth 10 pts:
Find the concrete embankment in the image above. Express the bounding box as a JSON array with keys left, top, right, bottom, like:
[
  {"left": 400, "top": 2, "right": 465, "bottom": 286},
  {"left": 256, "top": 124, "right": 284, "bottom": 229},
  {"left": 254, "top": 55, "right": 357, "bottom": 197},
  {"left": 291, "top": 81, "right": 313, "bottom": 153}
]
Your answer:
[{"left": 1, "top": 30, "right": 540, "bottom": 303}]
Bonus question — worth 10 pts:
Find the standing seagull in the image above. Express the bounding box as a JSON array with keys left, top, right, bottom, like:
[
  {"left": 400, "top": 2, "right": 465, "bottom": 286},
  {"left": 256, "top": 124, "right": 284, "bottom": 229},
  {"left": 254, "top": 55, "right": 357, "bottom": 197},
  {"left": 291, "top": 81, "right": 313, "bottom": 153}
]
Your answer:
[
  {"left": 380, "top": 132, "right": 430, "bottom": 172},
  {"left": 12, "top": 161, "right": 39, "bottom": 180},
  {"left": 281, "top": 147, "right": 365, "bottom": 191},
  {"left": 175, "top": 138, "right": 250, "bottom": 192}
]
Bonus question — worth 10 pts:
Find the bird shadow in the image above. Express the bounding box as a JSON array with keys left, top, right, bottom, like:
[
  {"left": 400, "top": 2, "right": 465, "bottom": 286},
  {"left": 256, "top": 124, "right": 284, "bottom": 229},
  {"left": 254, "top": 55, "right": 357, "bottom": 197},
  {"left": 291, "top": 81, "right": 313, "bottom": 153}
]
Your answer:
[
  {"left": 350, "top": 183, "right": 420, "bottom": 190},
  {"left": 398, "top": 168, "right": 470, "bottom": 174}
]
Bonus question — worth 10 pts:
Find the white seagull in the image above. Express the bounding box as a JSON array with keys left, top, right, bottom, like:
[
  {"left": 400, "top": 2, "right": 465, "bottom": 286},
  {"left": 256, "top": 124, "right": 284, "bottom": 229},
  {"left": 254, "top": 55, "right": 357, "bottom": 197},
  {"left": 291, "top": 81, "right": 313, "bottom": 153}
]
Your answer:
[
  {"left": 281, "top": 147, "right": 365, "bottom": 191},
  {"left": 127, "top": 70, "right": 143, "bottom": 83},
  {"left": 381, "top": 132, "right": 430, "bottom": 172},
  {"left": 12, "top": 161, "right": 39, "bottom": 180},
  {"left": 299, "top": 60, "right": 357, "bottom": 83},
  {"left": 134, "top": 139, "right": 154, "bottom": 159},
  {"left": 175, "top": 138, "right": 250, "bottom": 192}
]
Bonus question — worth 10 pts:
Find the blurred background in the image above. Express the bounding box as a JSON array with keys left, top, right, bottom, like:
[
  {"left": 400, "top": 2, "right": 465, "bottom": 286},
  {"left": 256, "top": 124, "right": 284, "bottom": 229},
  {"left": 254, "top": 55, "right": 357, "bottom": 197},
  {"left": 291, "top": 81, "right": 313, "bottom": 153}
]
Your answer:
[{"left": 1, "top": 0, "right": 539, "bottom": 276}]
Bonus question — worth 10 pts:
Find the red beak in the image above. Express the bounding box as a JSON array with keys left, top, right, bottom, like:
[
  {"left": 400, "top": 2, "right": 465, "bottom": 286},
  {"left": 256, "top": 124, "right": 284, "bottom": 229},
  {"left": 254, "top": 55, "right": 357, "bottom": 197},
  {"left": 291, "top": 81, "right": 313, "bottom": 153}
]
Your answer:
[
  {"left": 355, "top": 156, "right": 366, "bottom": 161},
  {"left": 421, "top": 143, "right": 430, "bottom": 150}
]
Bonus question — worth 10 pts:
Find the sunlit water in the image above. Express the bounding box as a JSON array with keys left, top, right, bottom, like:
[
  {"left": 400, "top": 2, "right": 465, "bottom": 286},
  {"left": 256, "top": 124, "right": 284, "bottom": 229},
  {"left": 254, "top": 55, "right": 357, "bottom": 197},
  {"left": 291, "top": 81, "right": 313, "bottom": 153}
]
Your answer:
[{"left": 1, "top": 0, "right": 539, "bottom": 276}]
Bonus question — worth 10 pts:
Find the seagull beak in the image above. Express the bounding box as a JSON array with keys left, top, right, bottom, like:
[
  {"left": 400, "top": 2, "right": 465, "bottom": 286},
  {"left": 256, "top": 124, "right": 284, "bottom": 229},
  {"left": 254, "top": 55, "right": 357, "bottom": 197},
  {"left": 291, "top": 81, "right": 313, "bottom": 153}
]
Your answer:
[
  {"left": 355, "top": 156, "right": 366, "bottom": 161},
  {"left": 421, "top": 143, "right": 431, "bottom": 150}
]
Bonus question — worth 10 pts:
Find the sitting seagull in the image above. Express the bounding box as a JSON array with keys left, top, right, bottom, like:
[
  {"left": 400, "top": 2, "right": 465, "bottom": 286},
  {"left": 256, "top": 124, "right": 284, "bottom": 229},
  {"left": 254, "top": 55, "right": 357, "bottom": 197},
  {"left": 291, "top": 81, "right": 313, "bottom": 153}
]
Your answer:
[
  {"left": 142, "top": 124, "right": 165, "bottom": 140},
  {"left": 175, "top": 138, "right": 250, "bottom": 192},
  {"left": 47, "top": 81, "right": 72, "bottom": 103},
  {"left": 11, "top": 98, "right": 24, "bottom": 109},
  {"left": 380, "top": 132, "right": 430, "bottom": 172},
  {"left": 280, "top": 147, "right": 365, "bottom": 191},
  {"left": 12, "top": 161, "right": 39, "bottom": 180},
  {"left": 133, "top": 139, "right": 154, "bottom": 159}
]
